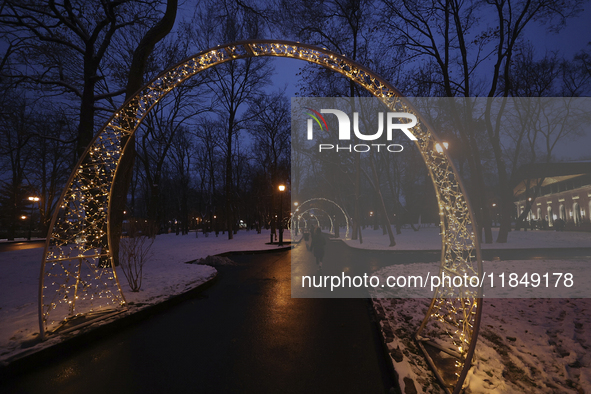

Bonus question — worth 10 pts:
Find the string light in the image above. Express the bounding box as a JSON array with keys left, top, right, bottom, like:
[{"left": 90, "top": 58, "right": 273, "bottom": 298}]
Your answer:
[
  {"left": 39, "top": 41, "right": 481, "bottom": 393},
  {"left": 294, "top": 198, "right": 350, "bottom": 238}
]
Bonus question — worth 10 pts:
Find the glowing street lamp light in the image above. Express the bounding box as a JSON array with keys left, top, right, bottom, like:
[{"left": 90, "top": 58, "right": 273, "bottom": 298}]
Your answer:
[
  {"left": 27, "top": 196, "right": 40, "bottom": 240},
  {"left": 435, "top": 141, "right": 449, "bottom": 153},
  {"left": 278, "top": 185, "right": 286, "bottom": 246}
]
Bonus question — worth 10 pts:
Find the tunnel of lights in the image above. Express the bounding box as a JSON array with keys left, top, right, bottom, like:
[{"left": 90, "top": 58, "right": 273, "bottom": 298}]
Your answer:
[{"left": 293, "top": 198, "right": 350, "bottom": 239}]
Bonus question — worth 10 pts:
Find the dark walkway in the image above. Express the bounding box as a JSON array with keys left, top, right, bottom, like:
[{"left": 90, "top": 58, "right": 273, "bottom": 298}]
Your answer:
[
  {"left": 1, "top": 250, "right": 395, "bottom": 394},
  {"left": 0, "top": 240, "right": 45, "bottom": 253}
]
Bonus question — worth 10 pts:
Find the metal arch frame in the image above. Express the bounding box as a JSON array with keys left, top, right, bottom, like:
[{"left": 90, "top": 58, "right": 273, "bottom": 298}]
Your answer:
[
  {"left": 39, "top": 39, "right": 482, "bottom": 393},
  {"left": 293, "top": 208, "right": 331, "bottom": 233},
  {"left": 308, "top": 208, "right": 333, "bottom": 233},
  {"left": 295, "top": 216, "right": 309, "bottom": 229},
  {"left": 290, "top": 208, "right": 331, "bottom": 233},
  {"left": 298, "top": 210, "right": 320, "bottom": 228},
  {"left": 295, "top": 198, "right": 350, "bottom": 239}
]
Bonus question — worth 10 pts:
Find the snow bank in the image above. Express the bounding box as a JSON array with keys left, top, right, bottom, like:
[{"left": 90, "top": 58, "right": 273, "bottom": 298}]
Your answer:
[
  {"left": 0, "top": 229, "right": 289, "bottom": 363},
  {"left": 345, "top": 227, "right": 591, "bottom": 250},
  {"left": 371, "top": 259, "right": 591, "bottom": 393}
]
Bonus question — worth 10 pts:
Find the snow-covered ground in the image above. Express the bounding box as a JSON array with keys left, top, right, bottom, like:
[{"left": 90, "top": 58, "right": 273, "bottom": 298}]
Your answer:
[
  {"left": 356, "top": 226, "right": 591, "bottom": 392},
  {"left": 374, "top": 296, "right": 591, "bottom": 393},
  {"left": 3, "top": 227, "right": 590, "bottom": 393},
  {"left": 370, "top": 260, "right": 591, "bottom": 299},
  {"left": 344, "top": 226, "right": 591, "bottom": 250},
  {"left": 0, "top": 237, "right": 45, "bottom": 243},
  {"left": 0, "top": 229, "right": 291, "bottom": 363},
  {"left": 372, "top": 259, "right": 591, "bottom": 393}
]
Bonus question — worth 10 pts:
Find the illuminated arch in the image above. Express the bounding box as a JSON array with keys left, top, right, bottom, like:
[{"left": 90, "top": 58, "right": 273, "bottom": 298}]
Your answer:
[
  {"left": 290, "top": 207, "right": 333, "bottom": 232},
  {"left": 308, "top": 208, "right": 334, "bottom": 233},
  {"left": 39, "top": 40, "right": 482, "bottom": 393},
  {"left": 293, "top": 208, "right": 331, "bottom": 232},
  {"left": 298, "top": 209, "right": 320, "bottom": 228},
  {"left": 295, "top": 198, "right": 350, "bottom": 239}
]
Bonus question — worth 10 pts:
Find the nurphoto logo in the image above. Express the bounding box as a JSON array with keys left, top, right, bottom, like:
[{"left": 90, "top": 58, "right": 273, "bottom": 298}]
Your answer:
[{"left": 304, "top": 108, "right": 417, "bottom": 153}]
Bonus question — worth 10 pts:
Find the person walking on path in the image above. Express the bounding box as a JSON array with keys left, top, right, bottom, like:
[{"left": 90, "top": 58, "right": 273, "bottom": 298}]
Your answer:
[{"left": 310, "top": 226, "right": 326, "bottom": 270}]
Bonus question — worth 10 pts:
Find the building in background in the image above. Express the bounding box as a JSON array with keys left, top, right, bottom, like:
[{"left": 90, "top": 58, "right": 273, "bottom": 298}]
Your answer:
[{"left": 513, "top": 162, "right": 591, "bottom": 231}]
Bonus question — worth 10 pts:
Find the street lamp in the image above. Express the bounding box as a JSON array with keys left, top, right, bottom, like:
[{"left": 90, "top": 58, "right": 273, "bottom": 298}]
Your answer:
[
  {"left": 492, "top": 203, "right": 498, "bottom": 226},
  {"left": 294, "top": 202, "right": 299, "bottom": 235},
  {"left": 27, "top": 196, "right": 40, "bottom": 240},
  {"left": 278, "top": 185, "right": 286, "bottom": 246}
]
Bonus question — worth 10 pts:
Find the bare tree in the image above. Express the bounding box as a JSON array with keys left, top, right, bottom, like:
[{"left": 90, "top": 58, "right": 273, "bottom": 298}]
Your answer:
[
  {"left": 0, "top": 0, "right": 165, "bottom": 157},
  {"left": 382, "top": 0, "right": 583, "bottom": 243},
  {"left": 193, "top": 119, "right": 225, "bottom": 234},
  {"left": 192, "top": 0, "right": 273, "bottom": 239},
  {"left": 119, "top": 219, "right": 156, "bottom": 292},
  {"left": 491, "top": 44, "right": 590, "bottom": 230},
  {"left": 134, "top": 85, "right": 205, "bottom": 226},
  {"left": 27, "top": 109, "right": 76, "bottom": 233},
  {"left": 247, "top": 91, "right": 291, "bottom": 238},
  {"left": 109, "top": 0, "right": 178, "bottom": 264},
  {"left": 0, "top": 1, "right": 179, "bottom": 266},
  {"left": 168, "top": 128, "right": 193, "bottom": 235},
  {"left": 279, "top": 0, "right": 390, "bottom": 243},
  {"left": 0, "top": 92, "right": 33, "bottom": 240}
]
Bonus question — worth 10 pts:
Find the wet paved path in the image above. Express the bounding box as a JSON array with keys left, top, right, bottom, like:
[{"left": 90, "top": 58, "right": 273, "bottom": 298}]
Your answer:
[
  {"left": 0, "top": 240, "right": 45, "bottom": 253},
  {"left": 1, "top": 249, "right": 395, "bottom": 394}
]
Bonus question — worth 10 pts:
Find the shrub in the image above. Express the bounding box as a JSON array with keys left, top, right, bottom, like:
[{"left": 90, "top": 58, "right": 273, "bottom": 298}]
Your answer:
[{"left": 118, "top": 219, "right": 156, "bottom": 292}]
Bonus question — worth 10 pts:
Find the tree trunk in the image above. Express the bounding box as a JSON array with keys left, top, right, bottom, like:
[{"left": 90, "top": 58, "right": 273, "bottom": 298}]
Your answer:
[
  {"left": 77, "top": 65, "right": 97, "bottom": 159},
  {"left": 485, "top": 100, "right": 513, "bottom": 244},
  {"left": 225, "top": 124, "right": 234, "bottom": 240},
  {"left": 352, "top": 149, "right": 361, "bottom": 242},
  {"left": 370, "top": 157, "right": 396, "bottom": 247},
  {"left": 109, "top": 0, "right": 178, "bottom": 265}
]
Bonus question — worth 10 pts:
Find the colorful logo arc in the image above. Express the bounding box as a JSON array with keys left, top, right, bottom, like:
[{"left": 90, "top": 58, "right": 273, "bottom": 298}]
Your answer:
[{"left": 304, "top": 108, "right": 329, "bottom": 132}]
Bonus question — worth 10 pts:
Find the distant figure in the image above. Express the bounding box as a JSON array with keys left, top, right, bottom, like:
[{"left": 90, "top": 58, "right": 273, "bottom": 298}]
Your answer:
[
  {"left": 310, "top": 226, "right": 326, "bottom": 270},
  {"left": 303, "top": 228, "right": 311, "bottom": 247},
  {"left": 541, "top": 218, "right": 548, "bottom": 230}
]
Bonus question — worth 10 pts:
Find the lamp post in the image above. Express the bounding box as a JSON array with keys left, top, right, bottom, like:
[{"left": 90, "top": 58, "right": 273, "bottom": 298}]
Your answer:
[
  {"left": 278, "top": 185, "right": 286, "bottom": 246},
  {"left": 294, "top": 202, "right": 299, "bottom": 235},
  {"left": 492, "top": 203, "right": 498, "bottom": 227},
  {"left": 27, "top": 196, "right": 40, "bottom": 240}
]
